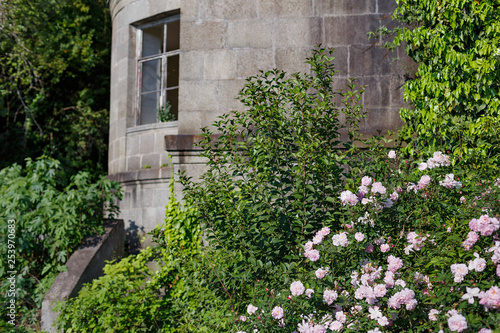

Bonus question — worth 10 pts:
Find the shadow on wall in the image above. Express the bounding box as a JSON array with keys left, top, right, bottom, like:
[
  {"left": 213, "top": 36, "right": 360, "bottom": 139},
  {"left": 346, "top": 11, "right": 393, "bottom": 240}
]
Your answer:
[{"left": 125, "top": 220, "right": 145, "bottom": 254}]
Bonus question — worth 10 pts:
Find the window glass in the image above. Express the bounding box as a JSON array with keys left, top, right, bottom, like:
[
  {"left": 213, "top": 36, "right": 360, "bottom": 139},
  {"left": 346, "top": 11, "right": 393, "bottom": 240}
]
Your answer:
[
  {"left": 142, "top": 25, "right": 163, "bottom": 57},
  {"left": 166, "top": 88, "right": 179, "bottom": 119},
  {"left": 141, "top": 59, "right": 162, "bottom": 92},
  {"left": 140, "top": 91, "right": 160, "bottom": 124},
  {"left": 166, "top": 20, "right": 180, "bottom": 52},
  {"left": 166, "top": 55, "right": 179, "bottom": 88}
]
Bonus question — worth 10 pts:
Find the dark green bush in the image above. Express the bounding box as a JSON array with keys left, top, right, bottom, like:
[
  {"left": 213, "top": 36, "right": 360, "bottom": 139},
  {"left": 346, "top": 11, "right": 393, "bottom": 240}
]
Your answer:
[{"left": 0, "top": 157, "right": 121, "bottom": 329}]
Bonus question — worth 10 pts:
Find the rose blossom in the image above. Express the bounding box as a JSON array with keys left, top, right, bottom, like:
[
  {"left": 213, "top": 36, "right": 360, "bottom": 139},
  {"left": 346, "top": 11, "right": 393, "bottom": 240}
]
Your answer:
[
  {"left": 315, "top": 267, "right": 329, "bottom": 279},
  {"left": 305, "top": 289, "right": 314, "bottom": 298},
  {"left": 304, "top": 249, "right": 320, "bottom": 262},
  {"left": 355, "top": 232, "right": 365, "bottom": 242},
  {"left": 340, "top": 190, "right": 359, "bottom": 206},
  {"left": 272, "top": 306, "right": 284, "bottom": 320},
  {"left": 448, "top": 313, "right": 467, "bottom": 332},
  {"left": 429, "top": 309, "right": 440, "bottom": 321},
  {"left": 290, "top": 281, "right": 305, "bottom": 296},
  {"left": 390, "top": 191, "right": 399, "bottom": 201},
  {"left": 418, "top": 162, "right": 428, "bottom": 171},
  {"left": 323, "top": 289, "right": 338, "bottom": 305},
  {"left": 373, "top": 284, "right": 387, "bottom": 297},
  {"left": 450, "top": 263, "right": 468, "bottom": 283},
  {"left": 388, "top": 150, "right": 396, "bottom": 159},
  {"left": 418, "top": 175, "right": 431, "bottom": 189},
  {"left": 371, "top": 182, "right": 387, "bottom": 195},
  {"left": 380, "top": 244, "right": 390, "bottom": 252},
  {"left": 387, "top": 255, "right": 403, "bottom": 272},
  {"left": 378, "top": 316, "right": 389, "bottom": 326},
  {"left": 361, "top": 176, "right": 373, "bottom": 186},
  {"left": 247, "top": 304, "right": 258, "bottom": 315}
]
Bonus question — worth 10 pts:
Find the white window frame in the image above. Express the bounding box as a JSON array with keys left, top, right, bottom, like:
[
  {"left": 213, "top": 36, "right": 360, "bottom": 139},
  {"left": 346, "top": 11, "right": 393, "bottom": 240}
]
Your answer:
[{"left": 135, "top": 14, "right": 180, "bottom": 125}]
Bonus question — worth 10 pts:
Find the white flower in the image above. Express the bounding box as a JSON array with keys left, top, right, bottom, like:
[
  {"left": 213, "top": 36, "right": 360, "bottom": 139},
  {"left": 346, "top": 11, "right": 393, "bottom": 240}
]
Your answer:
[
  {"left": 388, "top": 150, "right": 396, "bottom": 159},
  {"left": 290, "top": 281, "right": 305, "bottom": 296},
  {"left": 461, "top": 287, "right": 480, "bottom": 304},
  {"left": 355, "top": 232, "right": 365, "bottom": 242},
  {"left": 271, "top": 306, "right": 284, "bottom": 320},
  {"left": 418, "top": 162, "right": 428, "bottom": 171},
  {"left": 247, "top": 304, "right": 258, "bottom": 315},
  {"left": 368, "top": 306, "right": 382, "bottom": 319}
]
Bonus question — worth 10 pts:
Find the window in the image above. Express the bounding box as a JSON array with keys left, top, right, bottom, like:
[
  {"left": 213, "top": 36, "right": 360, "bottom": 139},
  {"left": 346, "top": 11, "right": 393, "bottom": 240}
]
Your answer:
[{"left": 136, "top": 14, "right": 180, "bottom": 125}]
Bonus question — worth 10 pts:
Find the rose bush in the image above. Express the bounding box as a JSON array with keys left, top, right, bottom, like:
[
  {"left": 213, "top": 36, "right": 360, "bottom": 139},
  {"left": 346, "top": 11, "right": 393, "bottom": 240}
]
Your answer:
[{"left": 235, "top": 151, "right": 500, "bottom": 333}]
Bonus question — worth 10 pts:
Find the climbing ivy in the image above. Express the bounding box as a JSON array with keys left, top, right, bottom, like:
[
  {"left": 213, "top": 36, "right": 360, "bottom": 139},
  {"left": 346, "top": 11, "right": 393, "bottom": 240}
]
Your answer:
[{"left": 381, "top": 0, "right": 500, "bottom": 167}]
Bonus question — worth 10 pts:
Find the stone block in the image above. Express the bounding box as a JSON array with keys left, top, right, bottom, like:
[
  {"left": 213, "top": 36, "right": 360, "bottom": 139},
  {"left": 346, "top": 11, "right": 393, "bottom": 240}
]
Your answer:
[
  {"left": 234, "top": 49, "right": 275, "bottom": 78},
  {"left": 227, "top": 20, "right": 273, "bottom": 49},
  {"left": 275, "top": 47, "right": 312, "bottom": 74},
  {"left": 181, "top": 21, "right": 226, "bottom": 51},
  {"left": 362, "top": 76, "right": 391, "bottom": 108},
  {"left": 363, "top": 107, "right": 404, "bottom": 134},
  {"left": 142, "top": 207, "right": 164, "bottom": 231},
  {"left": 179, "top": 81, "right": 218, "bottom": 111},
  {"left": 141, "top": 153, "right": 160, "bottom": 168},
  {"left": 153, "top": 188, "right": 171, "bottom": 208},
  {"left": 216, "top": 80, "right": 247, "bottom": 111},
  {"left": 331, "top": 46, "right": 349, "bottom": 76},
  {"left": 274, "top": 17, "right": 322, "bottom": 47},
  {"left": 180, "top": 0, "right": 199, "bottom": 22},
  {"left": 324, "top": 15, "right": 380, "bottom": 46},
  {"left": 139, "top": 132, "right": 155, "bottom": 154},
  {"left": 314, "top": 0, "right": 376, "bottom": 15},
  {"left": 140, "top": 187, "right": 155, "bottom": 208},
  {"left": 378, "top": 0, "right": 398, "bottom": 14},
  {"left": 257, "top": 0, "right": 313, "bottom": 18},
  {"left": 389, "top": 75, "right": 407, "bottom": 108},
  {"left": 203, "top": 51, "right": 236, "bottom": 80},
  {"left": 349, "top": 44, "right": 396, "bottom": 77},
  {"left": 179, "top": 51, "right": 204, "bottom": 80},
  {"left": 127, "top": 135, "right": 141, "bottom": 156},
  {"left": 127, "top": 155, "right": 141, "bottom": 171},
  {"left": 178, "top": 110, "right": 204, "bottom": 134},
  {"left": 200, "top": 0, "right": 257, "bottom": 20}
]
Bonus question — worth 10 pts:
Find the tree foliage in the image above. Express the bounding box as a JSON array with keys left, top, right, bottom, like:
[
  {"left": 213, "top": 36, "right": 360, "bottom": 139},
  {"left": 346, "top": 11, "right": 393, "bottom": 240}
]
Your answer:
[
  {"left": 0, "top": 0, "right": 111, "bottom": 174},
  {"left": 381, "top": 0, "right": 500, "bottom": 166},
  {"left": 0, "top": 157, "right": 121, "bottom": 329}
]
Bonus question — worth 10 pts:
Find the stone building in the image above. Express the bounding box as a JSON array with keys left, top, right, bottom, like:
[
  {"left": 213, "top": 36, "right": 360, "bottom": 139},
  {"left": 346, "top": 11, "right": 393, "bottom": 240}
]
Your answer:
[{"left": 107, "top": 0, "right": 411, "bottom": 241}]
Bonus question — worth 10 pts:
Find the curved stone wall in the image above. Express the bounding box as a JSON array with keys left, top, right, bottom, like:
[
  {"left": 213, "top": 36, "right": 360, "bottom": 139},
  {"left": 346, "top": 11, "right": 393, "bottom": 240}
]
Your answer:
[{"left": 108, "top": 0, "right": 413, "bottom": 237}]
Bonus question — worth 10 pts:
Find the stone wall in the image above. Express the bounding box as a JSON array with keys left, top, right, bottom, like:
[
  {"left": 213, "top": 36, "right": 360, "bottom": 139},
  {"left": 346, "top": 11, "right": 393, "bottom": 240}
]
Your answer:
[{"left": 108, "top": 0, "right": 413, "bottom": 238}]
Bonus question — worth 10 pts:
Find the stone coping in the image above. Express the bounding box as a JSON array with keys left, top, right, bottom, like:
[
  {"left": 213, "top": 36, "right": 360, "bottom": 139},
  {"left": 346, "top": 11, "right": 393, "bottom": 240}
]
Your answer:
[{"left": 41, "top": 219, "right": 124, "bottom": 333}]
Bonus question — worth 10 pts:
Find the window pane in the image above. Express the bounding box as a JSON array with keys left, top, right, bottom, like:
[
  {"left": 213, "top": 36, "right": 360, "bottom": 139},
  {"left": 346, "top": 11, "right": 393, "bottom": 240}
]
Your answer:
[
  {"left": 141, "top": 59, "right": 161, "bottom": 93},
  {"left": 166, "top": 55, "right": 179, "bottom": 88},
  {"left": 166, "top": 88, "right": 178, "bottom": 120},
  {"left": 166, "top": 20, "right": 180, "bottom": 52},
  {"left": 140, "top": 92, "right": 159, "bottom": 125},
  {"left": 142, "top": 24, "right": 164, "bottom": 57}
]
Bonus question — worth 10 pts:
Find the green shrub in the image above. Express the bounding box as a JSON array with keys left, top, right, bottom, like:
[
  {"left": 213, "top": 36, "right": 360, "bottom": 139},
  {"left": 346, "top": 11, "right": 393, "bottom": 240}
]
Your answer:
[
  {"left": 0, "top": 157, "right": 121, "bottom": 329},
  {"left": 176, "top": 47, "right": 367, "bottom": 328},
  {"left": 56, "top": 178, "right": 201, "bottom": 332}
]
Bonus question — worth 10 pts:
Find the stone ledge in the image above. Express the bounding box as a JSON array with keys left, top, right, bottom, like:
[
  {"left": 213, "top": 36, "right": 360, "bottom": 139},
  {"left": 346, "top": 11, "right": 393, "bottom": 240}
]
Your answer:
[
  {"left": 41, "top": 219, "right": 124, "bottom": 333},
  {"left": 108, "top": 167, "right": 175, "bottom": 183},
  {"left": 165, "top": 134, "right": 222, "bottom": 151}
]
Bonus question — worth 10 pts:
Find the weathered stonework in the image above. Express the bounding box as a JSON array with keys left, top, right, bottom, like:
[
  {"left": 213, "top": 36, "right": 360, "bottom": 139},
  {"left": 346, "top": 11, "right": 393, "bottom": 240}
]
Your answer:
[{"left": 108, "top": 0, "right": 414, "bottom": 239}]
